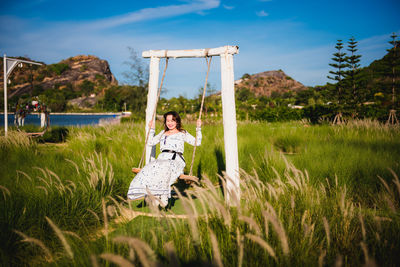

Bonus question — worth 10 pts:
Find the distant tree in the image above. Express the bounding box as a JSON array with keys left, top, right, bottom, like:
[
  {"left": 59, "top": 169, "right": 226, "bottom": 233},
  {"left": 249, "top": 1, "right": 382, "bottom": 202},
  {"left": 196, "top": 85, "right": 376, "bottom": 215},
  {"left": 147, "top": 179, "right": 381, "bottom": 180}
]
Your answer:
[
  {"left": 328, "top": 40, "right": 349, "bottom": 105},
  {"left": 386, "top": 32, "right": 399, "bottom": 124},
  {"left": 387, "top": 33, "right": 399, "bottom": 108},
  {"left": 206, "top": 83, "right": 217, "bottom": 96},
  {"left": 122, "top": 47, "right": 149, "bottom": 87},
  {"left": 103, "top": 85, "right": 147, "bottom": 114},
  {"left": 328, "top": 40, "right": 349, "bottom": 123},
  {"left": 79, "top": 80, "right": 95, "bottom": 96},
  {"left": 241, "top": 73, "right": 251, "bottom": 79},
  {"left": 345, "top": 37, "right": 362, "bottom": 108}
]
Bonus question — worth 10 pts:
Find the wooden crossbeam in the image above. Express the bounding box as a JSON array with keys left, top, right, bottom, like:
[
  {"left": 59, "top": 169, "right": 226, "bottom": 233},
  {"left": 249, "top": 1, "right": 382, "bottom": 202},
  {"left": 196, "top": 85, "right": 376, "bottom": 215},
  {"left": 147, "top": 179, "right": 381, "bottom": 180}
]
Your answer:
[{"left": 142, "top": 45, "right": 239, "bottom": 58}]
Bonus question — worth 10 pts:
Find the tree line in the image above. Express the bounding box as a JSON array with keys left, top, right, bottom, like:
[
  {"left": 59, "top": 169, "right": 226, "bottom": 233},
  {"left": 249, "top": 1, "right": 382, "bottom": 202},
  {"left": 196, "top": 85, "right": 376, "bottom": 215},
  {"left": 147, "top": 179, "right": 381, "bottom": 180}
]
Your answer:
[{"left": 3, "top": 35, "right": 398, "bottom": 124}]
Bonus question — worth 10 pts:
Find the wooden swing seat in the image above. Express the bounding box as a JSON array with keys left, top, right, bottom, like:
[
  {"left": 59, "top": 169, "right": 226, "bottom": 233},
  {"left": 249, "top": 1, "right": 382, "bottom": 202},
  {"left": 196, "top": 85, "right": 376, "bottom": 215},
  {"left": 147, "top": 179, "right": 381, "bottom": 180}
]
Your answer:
[{"left": 132, "top": 167, "right": 199, "bottom": 184}]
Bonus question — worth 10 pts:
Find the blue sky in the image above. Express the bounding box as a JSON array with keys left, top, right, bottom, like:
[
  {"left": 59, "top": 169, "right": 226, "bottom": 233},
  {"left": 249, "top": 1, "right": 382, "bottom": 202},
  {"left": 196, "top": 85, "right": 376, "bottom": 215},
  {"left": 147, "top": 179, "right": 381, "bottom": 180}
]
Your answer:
[{"left": 1, "top": 0, "right": 399, "bottom": 98}]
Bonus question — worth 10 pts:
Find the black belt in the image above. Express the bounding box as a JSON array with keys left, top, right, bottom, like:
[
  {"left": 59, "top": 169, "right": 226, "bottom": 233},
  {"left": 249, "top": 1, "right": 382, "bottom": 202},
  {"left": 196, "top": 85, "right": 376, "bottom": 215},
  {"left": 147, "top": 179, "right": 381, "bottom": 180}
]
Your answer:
[{"left": 161, "top": 150, "right": 185, "bottom": 163}]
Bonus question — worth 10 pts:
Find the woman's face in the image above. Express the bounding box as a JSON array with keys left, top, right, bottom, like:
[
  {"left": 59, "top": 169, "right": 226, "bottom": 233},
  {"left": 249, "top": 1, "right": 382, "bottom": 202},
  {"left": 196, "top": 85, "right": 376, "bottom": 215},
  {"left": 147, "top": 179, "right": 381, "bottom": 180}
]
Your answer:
[{"left": 166, "top": 115, "right": 177, "bottom": 130}]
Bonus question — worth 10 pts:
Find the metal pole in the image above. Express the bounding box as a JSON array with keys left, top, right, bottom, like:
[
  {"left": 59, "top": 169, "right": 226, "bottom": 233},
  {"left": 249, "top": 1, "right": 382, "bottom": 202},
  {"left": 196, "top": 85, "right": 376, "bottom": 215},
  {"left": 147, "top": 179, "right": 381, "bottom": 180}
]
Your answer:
[{"left": 3, "top": 54, "right": 7, "bottom": 137}]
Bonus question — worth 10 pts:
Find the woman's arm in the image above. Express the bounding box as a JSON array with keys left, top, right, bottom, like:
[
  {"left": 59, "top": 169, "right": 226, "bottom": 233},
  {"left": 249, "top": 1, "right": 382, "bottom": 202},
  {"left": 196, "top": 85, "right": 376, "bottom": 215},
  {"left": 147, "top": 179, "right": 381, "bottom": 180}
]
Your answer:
[
  {"left": 184, "top": 127, "right": 202, "bottom": 146},
  {"left": 147, "top": 129, "right": 164, "bottom": 146}
]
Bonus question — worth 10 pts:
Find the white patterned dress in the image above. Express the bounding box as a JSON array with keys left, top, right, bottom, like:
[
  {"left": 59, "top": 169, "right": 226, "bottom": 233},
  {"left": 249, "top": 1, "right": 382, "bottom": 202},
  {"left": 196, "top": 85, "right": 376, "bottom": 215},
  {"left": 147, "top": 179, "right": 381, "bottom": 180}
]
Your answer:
[{"left": 127, "top": 128, "right": 202, "bottom": 206}]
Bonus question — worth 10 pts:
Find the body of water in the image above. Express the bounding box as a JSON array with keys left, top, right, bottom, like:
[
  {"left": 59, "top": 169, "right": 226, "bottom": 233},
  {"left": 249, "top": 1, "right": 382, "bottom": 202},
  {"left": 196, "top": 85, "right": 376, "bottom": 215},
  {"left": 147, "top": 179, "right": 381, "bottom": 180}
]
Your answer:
[{"left": 0, "top": 113, "right": 121, "bottom": 127}]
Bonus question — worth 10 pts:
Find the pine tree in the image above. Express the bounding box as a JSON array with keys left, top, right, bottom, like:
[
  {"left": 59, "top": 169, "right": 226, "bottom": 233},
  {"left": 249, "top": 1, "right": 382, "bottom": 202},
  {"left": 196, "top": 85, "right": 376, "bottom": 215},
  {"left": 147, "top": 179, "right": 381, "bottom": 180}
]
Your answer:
[
  {"left": 328, "top": 40, "right": 349, "bottom": 105},
  {"left": 387, "top": 32, "right": 399, "bottom": 124},
  {"left": 388, "top": 33, "right": 399, "bottom": 108},
  {"left": 345, "top": 37, "right": 362, "bottom": 107}
]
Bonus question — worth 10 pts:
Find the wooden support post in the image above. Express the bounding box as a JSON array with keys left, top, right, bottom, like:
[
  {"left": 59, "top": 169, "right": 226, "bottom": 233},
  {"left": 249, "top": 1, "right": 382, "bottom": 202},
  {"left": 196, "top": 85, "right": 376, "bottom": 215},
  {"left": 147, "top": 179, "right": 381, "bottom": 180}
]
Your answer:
[
  {"left": 220, "top": 51, "right": 240, "bottom": 205},
  {"left": 145, "top": 57, "right": 160, "bottom": 163}
]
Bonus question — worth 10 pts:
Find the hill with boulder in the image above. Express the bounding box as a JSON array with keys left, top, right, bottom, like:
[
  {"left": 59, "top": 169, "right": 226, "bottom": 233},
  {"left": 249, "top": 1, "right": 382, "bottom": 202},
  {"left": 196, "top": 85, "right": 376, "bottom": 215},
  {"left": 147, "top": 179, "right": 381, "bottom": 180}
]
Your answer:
[
  {"left": 235, "top": 70, "right": 307, "bottom": 97},
  {"left": 0, "top": 55, "right": 118, "bottom": 110}
]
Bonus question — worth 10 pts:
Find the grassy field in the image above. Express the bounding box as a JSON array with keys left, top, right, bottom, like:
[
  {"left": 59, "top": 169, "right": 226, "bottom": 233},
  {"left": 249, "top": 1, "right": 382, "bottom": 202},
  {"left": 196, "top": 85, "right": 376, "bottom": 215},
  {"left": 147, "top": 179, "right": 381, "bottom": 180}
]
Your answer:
[{"left": 1, "top": 120, "right": 400, "bottom": 266}]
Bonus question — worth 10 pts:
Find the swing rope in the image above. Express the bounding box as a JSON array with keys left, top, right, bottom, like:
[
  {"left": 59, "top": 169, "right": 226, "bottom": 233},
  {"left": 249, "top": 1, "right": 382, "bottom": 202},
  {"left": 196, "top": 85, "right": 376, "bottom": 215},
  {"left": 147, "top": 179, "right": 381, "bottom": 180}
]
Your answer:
[
  {"left": 138, "top": 56, "right": 169, "bottom": 169},
  {"left": 189, "top": 55, "right": 212, "bottom": 176}
]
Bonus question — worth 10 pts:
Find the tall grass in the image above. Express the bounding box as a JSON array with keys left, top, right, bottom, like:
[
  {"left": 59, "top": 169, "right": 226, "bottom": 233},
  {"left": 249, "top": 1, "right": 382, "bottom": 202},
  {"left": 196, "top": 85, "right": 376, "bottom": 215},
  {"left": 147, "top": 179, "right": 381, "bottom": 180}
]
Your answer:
[{"left": 0, "top": 120, "right": 399, "bottom": 266}]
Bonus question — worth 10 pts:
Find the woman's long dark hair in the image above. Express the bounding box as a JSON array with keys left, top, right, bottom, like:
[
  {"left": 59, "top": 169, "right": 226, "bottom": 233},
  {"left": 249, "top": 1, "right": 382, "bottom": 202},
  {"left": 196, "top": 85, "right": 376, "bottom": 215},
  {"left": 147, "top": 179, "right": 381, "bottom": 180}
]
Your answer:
[{"left": 163, "top": 111, "right": 184, "bottom": 132}]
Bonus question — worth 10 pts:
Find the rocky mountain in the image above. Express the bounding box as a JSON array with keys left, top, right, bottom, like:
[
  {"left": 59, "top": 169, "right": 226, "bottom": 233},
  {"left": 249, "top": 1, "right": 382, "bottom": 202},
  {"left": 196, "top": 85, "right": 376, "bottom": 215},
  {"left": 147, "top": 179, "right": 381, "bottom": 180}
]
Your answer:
[
  {"left": 235, "top": 70, "right": 307, "bottom": 97},
  {"left": 1, "top": 55, "right": 118, "bottom": 99}
]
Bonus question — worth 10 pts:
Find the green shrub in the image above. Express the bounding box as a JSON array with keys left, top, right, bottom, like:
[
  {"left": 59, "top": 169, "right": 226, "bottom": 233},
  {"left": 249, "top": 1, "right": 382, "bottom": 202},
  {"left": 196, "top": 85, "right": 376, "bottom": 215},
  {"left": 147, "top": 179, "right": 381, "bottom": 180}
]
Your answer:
[
  {"left": 302, "top": 104, "right": 336, "bottom": 124},
  {"left": 40, "top": 127, "right": 69, "bottom": 143},
  {"left": 47, "top": 63, "right": 70, "bottom": 75}
]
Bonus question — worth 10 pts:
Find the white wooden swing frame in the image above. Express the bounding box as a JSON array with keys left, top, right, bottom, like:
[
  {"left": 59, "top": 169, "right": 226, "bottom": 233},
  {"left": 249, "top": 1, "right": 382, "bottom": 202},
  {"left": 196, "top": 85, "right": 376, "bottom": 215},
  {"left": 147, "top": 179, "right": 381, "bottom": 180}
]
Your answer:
[{"left": 137, "top": 45, "right": 240, "bottom": 204}]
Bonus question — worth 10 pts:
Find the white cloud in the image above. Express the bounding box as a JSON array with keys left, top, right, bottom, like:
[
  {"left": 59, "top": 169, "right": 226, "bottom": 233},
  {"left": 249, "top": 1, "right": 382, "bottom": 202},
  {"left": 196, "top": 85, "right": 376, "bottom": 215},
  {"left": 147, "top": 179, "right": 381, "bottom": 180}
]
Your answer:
[
  {"left": 223, "top": 4, "right": 235, "bottom": 10},
  {"left": 256, "top": 10, "right": 269, "bottom": 17},
  {"left": 84, "top": 0, "right": 220, "bottom": 30}
]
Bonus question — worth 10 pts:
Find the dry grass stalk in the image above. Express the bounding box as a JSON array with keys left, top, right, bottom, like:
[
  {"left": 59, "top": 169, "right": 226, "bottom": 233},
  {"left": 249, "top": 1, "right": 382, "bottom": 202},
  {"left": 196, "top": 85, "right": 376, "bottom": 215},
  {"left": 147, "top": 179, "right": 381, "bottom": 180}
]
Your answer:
[
  {"left": 172, "top": 186, "right": 199, "bottom": 242},
  {"left": 113, "top": 236, "right": 157, "bottom": 267},
  {"left": 90, "top": 255, "right": 99, "bottom": 267},
  {"left": 100, "top": 253, "right": 134, "bottom": 267},
  {"left": 360, "top": 241, "right": 370, "bottom": 264},
  {"left": 45, "top": 217, "right": 74, "bottom": 259},
  {"left": 107, "top": 196, "right": 123, "bottom": 216},
  {"left": 62, "top": 230, "right": 83, "bottom": 241},
  {"left": 33, "top": 167, "right": 51, "bottom": 184},
  {"left": 202, "top": 175, "right": 220, "bottom": 200},
  {"left": 358, "top": 211, "right": 366, "bottom": 242},
  {"left": 107, "top": 205, "right": 117, "bottom": 217},
  {"left": 186, "top": 192, "right": 199, "bottom": 218},
  {"left": 209, "top": 228, "right": 223, "bottom": 267},
  {"left": 215, "top": 201, "right": 231, "bottom": 227},
  {"left": 389, "top": 168, "right": 400, "bottom": 197},
  {"left": 262, "top": 212, "right": 269, "bottom": 237},
  {"left": 322, "top": 217, "right": 330, "bottom": 248},
  {"left": 82, "top": 152, "right": 114, "bottom": 193},
  {"left": 46, "top": 167, "right": 62, "bottom": 185},
  {"left": 262, "top": 208, "right": 289, "bottom": 255},
  {"left": 191, "top": 185, "right": 210, "bottom": 221},
  {"left": 290, "top": 195, "right": 295, "bottom": 211},
  {"left": 35, "top": 185, "right": 48, "bottom": 196},
  {"left": 150, "top": 229, "right": 158, "bottom": 247},
  {"left": 339, "top": 187, "right": 355, "bottom": 218},
  {"left": 0, "top": 185, "right": 11, "bottom": 199},
  {"left": 378, "top": 176, "right": 393, "bottom": 198},
  {"left": 245, "top": 233, "right": 276, "bottom": 260},
  {"left": 301, "top": 210, "right": 309, "bottom": 228},
  {"left": 236, "top": 228, "right": 244, "bottom": 267},
  {"left": 239, "top": 215, "right": 262, "bottom": 236},
  {"left": 303, "top": 222, "right": 315, "bottom": 245},
  {"left": 266, "top": 183, "right": 278, "bottom": 200},
  {"left": 87, "top": 208, "right": 100, "bottom": 222},
  {"left": 335, "top": 254, "right": 343, "bottom": 267},
  {"left": 373, "top": 216, "right": 392, "bottom": 233},
  {"left": 102, "top": 198, "right": 108, "bottom": 238},
  {"left": 164, "top": 241, "right": 179, "bottom": 266},
  {"left": 14, "top": 230, "right": 54, "bottom": 262},
  {"left": 16, "top": 170, "right": 32, "bottom": 183},
  {"left": 223, "top": 173, "right": 241, "bottom": 207},
  {"left": 318, "top": 249, "right": 326, "bottom": 267},
  {"left": 0, "top": 130, "right": 33, "bottom": 148},
  {"left": 65, "top": 158, "right": 80, "bottom": 175}
]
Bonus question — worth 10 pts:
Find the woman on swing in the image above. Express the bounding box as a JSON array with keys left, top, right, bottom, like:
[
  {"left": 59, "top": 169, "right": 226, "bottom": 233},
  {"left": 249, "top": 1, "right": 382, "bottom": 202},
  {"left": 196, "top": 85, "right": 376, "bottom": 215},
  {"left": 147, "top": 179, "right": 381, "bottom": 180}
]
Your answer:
[{"left": 127, "top": 111, "right": 202, "bottom": 208}]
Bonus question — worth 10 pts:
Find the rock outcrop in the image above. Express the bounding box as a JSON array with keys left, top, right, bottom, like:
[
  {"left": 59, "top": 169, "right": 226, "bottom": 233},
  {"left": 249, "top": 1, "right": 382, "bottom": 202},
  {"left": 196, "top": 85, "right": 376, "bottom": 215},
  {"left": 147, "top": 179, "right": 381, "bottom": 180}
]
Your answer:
[
  {"left": 2, "top": 55, "right": 117, "bottom": 99},
  {"left": 235, "top": 70, "right": 307, "bottom": 97}
]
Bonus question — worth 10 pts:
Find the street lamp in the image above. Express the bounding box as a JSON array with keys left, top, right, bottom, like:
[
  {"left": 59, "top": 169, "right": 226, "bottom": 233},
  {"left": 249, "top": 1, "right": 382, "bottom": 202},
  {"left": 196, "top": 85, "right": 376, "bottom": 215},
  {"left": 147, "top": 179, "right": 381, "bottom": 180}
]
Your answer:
[{"left": 3, "top": 54, "right": 42, "bottom": 136}]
